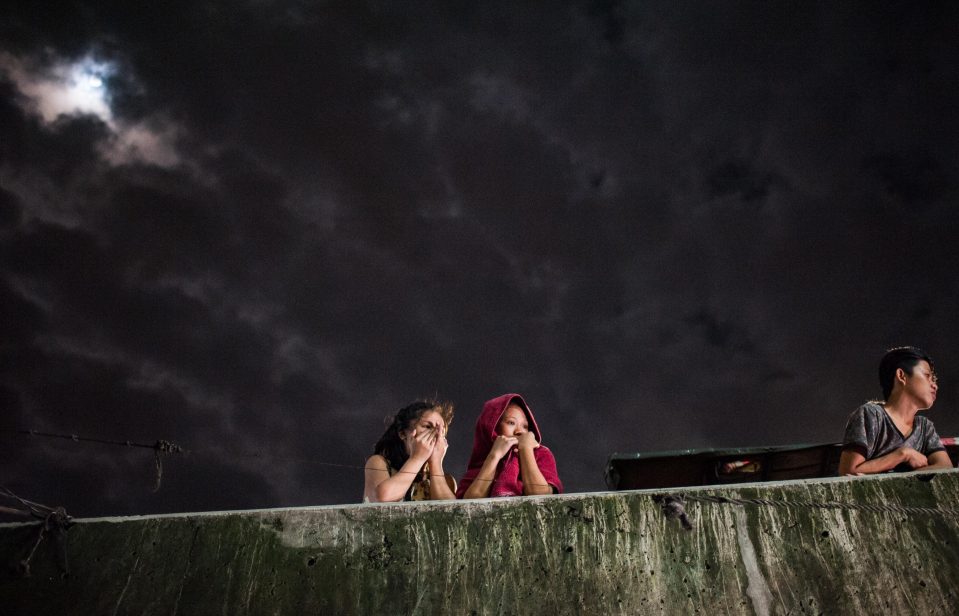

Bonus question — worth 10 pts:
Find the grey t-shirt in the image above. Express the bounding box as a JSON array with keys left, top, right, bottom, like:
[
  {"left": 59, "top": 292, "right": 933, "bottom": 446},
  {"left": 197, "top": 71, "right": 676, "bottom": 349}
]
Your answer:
[{"left": 842, "top": 402, "right": 944, "bottom": 468}]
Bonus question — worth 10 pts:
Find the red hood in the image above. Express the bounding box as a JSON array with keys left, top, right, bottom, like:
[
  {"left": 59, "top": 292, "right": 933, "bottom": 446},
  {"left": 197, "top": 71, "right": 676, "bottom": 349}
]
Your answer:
[
  {"left": 466, "top": 393, "right": 542, "bottom": 469},
  {"left": 457, "top": 393, "right": 562, "bottom": 498}
]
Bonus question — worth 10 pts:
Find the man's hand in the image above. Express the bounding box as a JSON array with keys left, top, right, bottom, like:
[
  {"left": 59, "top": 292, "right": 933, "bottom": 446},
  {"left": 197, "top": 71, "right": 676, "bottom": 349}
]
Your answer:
[{"left": 899, "top": 447, "right": 929, "bottom": 469}]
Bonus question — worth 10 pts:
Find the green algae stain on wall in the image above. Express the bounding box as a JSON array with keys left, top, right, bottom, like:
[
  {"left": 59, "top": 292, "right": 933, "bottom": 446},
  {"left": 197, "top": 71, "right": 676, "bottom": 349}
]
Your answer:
[{"left": 2, "top": 472, "right": 959, "bottom": 615}]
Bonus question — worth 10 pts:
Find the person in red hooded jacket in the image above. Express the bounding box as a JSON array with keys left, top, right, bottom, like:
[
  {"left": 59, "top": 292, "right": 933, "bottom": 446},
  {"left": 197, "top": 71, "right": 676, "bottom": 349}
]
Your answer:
[{"left": 458, "top": 393, "right": 563, "bottom": 499}]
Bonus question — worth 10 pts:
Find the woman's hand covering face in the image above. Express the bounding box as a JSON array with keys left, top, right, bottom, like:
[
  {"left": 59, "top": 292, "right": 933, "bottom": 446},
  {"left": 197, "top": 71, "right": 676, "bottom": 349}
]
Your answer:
[
  {"left": 428, "top": 426, "right": 448, "bottom": 463},
  {"left": 407, "top": 428, "right": 436, "bottom": 462},
  {"left": 490, "top": 434, "right": 518, "bottom": 460},
  {"left": 516, "top": 431, "right": 539, "bottom": 451}
]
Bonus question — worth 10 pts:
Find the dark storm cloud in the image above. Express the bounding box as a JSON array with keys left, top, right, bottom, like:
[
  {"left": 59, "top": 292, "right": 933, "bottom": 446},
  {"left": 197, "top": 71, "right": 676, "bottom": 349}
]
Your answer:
[{"left": 2, "top": 1, "right": 958, "bottom": 517}]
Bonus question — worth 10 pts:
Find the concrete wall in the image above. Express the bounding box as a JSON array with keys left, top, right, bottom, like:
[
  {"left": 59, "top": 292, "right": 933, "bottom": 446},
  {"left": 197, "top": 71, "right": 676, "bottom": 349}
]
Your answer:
[{"left": 2, "top": 471, "right": 958, "bottom": 615}]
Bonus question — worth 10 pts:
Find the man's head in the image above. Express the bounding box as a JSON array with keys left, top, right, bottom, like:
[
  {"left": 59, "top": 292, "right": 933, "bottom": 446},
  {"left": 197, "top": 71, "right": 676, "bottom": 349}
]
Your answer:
[{"left": 879, "top": 346, "right": 935, "bottom": 400}]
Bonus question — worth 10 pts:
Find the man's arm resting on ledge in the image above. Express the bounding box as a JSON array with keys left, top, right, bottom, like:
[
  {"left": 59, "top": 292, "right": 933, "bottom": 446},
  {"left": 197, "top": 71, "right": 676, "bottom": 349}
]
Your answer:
[
  {"left": 925, "top": 450, "right": 954, "bottom": 471},
  {"left": 839, "top": 447, "right": 926, "bottom": 475}
]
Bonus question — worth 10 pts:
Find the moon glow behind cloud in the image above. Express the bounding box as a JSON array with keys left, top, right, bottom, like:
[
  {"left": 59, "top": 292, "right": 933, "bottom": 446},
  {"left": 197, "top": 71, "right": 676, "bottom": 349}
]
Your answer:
[{"left": 1, "top": 54, "right": 113, "bottom": 123}]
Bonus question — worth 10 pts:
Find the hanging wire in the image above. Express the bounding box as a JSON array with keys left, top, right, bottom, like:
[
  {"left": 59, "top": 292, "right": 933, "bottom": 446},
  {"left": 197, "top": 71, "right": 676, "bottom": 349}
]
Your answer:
[
  {"left": 0, "top": 428, "right": 556, "bottom": 489},
  {"left": 1, "top": 429, "right": 186, "bottom": 492},
  {"left": 0, "top": 484, "right": 72, "bottom": 577}
]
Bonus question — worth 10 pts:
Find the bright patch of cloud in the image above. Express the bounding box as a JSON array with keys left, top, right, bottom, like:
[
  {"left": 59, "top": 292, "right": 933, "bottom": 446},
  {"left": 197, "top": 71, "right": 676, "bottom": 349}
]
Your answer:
[
  {"left": 0, "top": 53, "right": 113, "bottom": 122},
  {"left": 0, "top": 52, "right": 182, "bottom": 168}
]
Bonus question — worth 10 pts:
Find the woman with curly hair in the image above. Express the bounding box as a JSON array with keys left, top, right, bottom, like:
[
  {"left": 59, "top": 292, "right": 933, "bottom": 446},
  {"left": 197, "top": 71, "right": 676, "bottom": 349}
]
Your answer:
[{"left": 363, "top": 400, "right": 457, "bottom": 502}]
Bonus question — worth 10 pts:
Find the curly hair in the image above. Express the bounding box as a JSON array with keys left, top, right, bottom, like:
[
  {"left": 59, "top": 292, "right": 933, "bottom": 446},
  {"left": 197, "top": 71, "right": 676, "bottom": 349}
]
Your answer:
[{"left": 373, "top": 399, "right": 454, "bottom": 472}]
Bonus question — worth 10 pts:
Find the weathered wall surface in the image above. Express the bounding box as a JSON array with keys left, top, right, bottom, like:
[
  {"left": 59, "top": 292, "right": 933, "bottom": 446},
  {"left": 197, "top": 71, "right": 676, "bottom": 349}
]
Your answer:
[{"left": 2, "top": 471, "right": 958, "bottom": 615}]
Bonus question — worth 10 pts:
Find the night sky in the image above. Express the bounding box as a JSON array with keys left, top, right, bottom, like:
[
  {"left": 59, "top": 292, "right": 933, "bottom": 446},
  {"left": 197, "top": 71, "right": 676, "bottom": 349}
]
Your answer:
[{"left": 2, "top": 2, "right": 957, "bottom": 518}]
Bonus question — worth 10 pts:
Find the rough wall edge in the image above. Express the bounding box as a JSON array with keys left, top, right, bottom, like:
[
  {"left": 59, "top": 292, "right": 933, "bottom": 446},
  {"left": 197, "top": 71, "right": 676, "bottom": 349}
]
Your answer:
[{"left": 2, "top": 468, "right": 954, "bottom": 528}]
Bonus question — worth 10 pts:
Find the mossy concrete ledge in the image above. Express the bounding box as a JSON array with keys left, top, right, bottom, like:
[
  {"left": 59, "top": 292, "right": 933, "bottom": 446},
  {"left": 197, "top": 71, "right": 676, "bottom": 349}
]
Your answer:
[{"left": 2, "top": 471, "right": 959, "bottom": 615}]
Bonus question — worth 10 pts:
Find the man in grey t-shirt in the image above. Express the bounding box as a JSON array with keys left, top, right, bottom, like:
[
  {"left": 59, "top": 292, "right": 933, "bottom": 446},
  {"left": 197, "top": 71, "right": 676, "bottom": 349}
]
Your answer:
[{"left": 839, "top": 347, "right": 953, "bottom": 475}]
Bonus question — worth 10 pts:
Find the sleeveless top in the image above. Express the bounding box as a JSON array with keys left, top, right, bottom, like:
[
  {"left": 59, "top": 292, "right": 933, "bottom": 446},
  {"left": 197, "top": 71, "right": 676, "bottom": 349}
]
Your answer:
[{"left": 364, "top": 460, "right": 457, "bottom": 502}]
